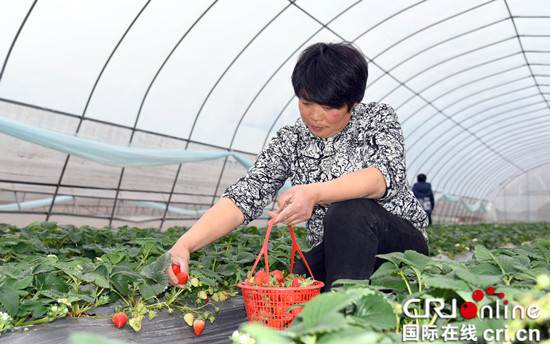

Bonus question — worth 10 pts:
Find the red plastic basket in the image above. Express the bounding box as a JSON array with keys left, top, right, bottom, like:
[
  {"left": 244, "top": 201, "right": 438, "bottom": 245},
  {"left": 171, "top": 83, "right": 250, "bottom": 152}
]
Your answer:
[{"left": 238, "top": 219, "right": 324, "bottom": 329}]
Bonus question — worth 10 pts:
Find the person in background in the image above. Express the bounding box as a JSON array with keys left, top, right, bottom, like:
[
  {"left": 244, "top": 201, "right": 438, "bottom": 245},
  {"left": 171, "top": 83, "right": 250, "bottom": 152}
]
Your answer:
[
  {"left": 412, "top": 173, "right": 435, "bottom": 225},
  {"left": 166, "top": 41, "right": 429, "bottom": 292}
]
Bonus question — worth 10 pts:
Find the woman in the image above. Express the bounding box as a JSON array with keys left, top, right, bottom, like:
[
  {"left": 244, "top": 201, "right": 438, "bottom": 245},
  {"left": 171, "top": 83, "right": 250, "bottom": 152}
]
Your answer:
[{"left": 167, "top": 42, "right": 429, "bottom": 292}]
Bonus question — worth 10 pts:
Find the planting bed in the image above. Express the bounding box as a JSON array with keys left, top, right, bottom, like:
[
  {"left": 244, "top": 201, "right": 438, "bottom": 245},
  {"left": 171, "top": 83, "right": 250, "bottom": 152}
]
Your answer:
[
  {"left": 1, "top": 295, "right": 246, "bottom": 344},
  {"left": 1, "top": 222, "right": 550, "bottom": 343}
]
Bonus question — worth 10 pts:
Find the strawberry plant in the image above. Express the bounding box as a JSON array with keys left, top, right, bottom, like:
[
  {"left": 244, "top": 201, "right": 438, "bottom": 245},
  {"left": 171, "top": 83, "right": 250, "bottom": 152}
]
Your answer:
[
  {"left": 1, "top": 221, "right": 549, "bottom": 342},
  {"left": 427, "top": 222, "right": 550, "bottom": 259},
  {"left": 0, "top": 221, "right": 309, "bottom": 336}
]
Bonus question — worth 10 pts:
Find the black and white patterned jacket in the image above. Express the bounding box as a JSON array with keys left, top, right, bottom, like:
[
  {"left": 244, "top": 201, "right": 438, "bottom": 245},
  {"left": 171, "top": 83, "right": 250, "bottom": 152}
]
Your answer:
[{"left": 223, "top": 102, "right": 429, "bottom": 245}]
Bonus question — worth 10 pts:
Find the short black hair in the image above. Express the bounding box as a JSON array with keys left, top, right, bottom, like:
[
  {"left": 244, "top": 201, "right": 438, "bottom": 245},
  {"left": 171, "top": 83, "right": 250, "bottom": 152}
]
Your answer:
[
  {"left": 291, "top": 42, "right": 368, "bottom": 111},
  {"left": 417, "top": 174, "right": 427, "bottom": 182}
]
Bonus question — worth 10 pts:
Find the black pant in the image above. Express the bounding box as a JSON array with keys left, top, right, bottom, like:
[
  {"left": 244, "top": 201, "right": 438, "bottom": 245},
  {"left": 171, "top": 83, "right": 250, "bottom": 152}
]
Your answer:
[{"left": 293, "top": 198, "right": 429, "bottom": 292}]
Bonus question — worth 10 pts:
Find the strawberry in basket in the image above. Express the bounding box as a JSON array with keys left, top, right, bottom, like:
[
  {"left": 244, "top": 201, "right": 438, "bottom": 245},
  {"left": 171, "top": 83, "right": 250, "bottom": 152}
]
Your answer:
[{"left": 238, "top": 222, "right": 324, "bottom": 329}]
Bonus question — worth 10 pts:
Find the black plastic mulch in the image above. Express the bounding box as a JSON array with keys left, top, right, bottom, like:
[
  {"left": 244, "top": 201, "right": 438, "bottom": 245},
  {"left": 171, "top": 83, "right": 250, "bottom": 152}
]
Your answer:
[{"left": 1, "top": 296, "right": 247, "bottom": 344}]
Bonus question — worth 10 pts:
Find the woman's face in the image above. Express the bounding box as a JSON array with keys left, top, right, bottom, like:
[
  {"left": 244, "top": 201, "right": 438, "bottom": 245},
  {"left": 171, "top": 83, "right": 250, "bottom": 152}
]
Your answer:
[{"left": 299, "top": 98, "right": 355, "bottom": 138}]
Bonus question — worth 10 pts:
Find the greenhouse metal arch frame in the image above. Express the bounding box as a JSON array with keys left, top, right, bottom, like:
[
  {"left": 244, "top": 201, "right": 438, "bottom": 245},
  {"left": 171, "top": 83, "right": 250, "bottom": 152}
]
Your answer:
[{"left": 0, "top": 0, "right": 549, "bottom": 228}]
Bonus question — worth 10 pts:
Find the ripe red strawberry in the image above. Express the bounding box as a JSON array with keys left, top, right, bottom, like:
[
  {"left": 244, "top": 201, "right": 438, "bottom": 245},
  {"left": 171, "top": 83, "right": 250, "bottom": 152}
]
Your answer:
[
  {"left": 283, "top": 273, "right": 296, "bottom": 287},
  {"left": 193, "top": 319, "right": 205, "bottom": 336},
  {"left": 172, "top": 265, "right": 188, "bottom": 284},
  {"left": 271, "top": 270, "right": 283, "bottom": 283},
  {"left": 176, "top": 271, "right": 189, "bottom": 284},
  {"left": 254, "top": 270, "right": 269, "bottom": 286},
  {"left": 292, "top": 276, "right": 305, "bottom": 288},
  {"left": 112, "top": 312, "right": 127, "bottom": 328}
]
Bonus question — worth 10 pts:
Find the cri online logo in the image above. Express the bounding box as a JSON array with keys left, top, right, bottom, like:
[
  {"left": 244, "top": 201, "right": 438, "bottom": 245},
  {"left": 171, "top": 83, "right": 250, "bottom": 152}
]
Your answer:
[
  {"left": 403, "top": 285, "right": 541, "bottom": 320},
  {"left": 460, "top": 286, "right": 506, "bottom": 319}
]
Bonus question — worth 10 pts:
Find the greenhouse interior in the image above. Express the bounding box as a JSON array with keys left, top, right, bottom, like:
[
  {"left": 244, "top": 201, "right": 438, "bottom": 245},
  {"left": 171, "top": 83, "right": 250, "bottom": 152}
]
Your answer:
[{"left": 1, "top": 1, "right": 550, "bottom": 344}]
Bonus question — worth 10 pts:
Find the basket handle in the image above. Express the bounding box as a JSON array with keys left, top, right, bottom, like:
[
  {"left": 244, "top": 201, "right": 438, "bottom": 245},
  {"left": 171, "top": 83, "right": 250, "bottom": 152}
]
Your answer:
[{"left": 244, "top": 218, "right": 316, "bottom": 286}]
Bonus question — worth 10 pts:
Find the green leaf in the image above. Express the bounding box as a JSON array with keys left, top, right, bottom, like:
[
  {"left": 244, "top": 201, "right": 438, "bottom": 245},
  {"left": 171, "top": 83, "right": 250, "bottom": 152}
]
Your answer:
[
  {"left": 472, "top": 244, "right": 492, "bottom": 261},
  {"left": 402, "top": 250, "right": 433, "bottom": 270},
  {"left": 301, "top": 312, "right": 348, "bottom": 334},
  {"left": 299, "top": 291, "right": 361, "bottom": 330},
  {"left": 138, "top": 253, "right": 170, "bottom": 298},
  {"left": 454, "top": 267, "right": 502, "bottom": 287},
  {"left": 140, "top": 252, "right": 171, "bottom": 281},
  {"left": 111, "top": 265, "right": 140, "bottom": 279},
  {"left": 14, "top": 241, "right": 32, "bottom": 254},
  {"left": 240, "top": 323, "right": 292, "bottom": 344},
  {"left": 495, "top": 255, "right": 522, "bottom": 274},
  {"left": 138, "top": 283, "right": 157, "bottom": 300},
  {"left": 473, "top": 245, "right": 499, "bottom": 263},
  {"left": 316, "top": 327, "right": 382, "bottom": 344},
  {"left": 34, "top": 273, "right": 69, "bottom": 293},
  {"left": 468, "top": 263, "right": 502, "bottom": 276},
  {"left": 233, "top": 251, "right": 256, "bottom": 264},
  {"left": 512, "top": 247, "right": 543, "bottom": 260},
  {"left": 6, "top": 275, "right": 33, "bottom": 290},
  {"left": 68, "top": 228, "right": 83, "bottom": 244},
  {"left": 0, "top": 284, "right": 20, "bottom": 316},
  {"left": 514, "top": 267, "right": 549, "bottom": 281},
  {"left": 67, "top": 292, "right": 95, "bottom": 304},
  {"left": 35, "top": 289, "right": 64, "bottom": 300},
  {"left": 352, "top": 293, "right": 395, "bottom": 330},
  {"left": 110, "top": 266, "right": 139, "bottom": 294},
  {"left": 101, "top": 252, "right": 126, "bottom": 265},
  {"left": 88, "top": 273, "right": 111, "bottom": 289},
  {"left": 216, "top": 262, "right": 238, "bottom": 276},
  {"left": 32, "top": 263, "right": 56, "bottom": 274},
  {"left": 93, "top": 264, "right": 110, "bottom": 279},
  {"left": 110, "top": 274, "right": 129, "bottom": 295},
  {"left": 535, "top": 240, "right": 550, "bottom": 263},
  {"left": 369, "top": 261, "right": 401, "bottom": 279},
  {"left": 331, "top": 279, "right": 373, "bottom": 288},
  {"left": 35, "top": 289, "right": 96, "bottom": 304},
  {"left": 126, "top": 246, "right": 140, "bottom": 257},
  {"left": 194, "top": 270, "right": 221, "bottom": 287},
  {"left": 423, "top": 276, "right": 470, "bottom": 292},
  {"left": 370, "top": 275, "right": 408, "bottom": 292},
  {"left": 19, "top": 299, "right": 48, "bottom": 319},
  {"left": 70, "top": 332, "right": 132, "bottom": 344},
  {"left": 375, "top": 251, "right": 405, "bottom": 267}
]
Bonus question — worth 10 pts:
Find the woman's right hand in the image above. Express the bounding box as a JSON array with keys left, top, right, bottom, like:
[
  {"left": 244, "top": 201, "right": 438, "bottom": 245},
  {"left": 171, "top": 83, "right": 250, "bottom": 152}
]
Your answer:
[
  {"left": 166, "top": 245, "right": 191, "bottom": 288},
  {"left": 164, "top": 197, "right": 245, "bottom": 288}
]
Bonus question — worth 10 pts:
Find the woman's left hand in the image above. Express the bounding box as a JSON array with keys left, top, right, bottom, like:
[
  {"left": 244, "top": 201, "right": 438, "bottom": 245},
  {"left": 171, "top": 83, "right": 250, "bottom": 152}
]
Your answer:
[{"left": 268, "top": 184, "right": 319, "bottom": 225}]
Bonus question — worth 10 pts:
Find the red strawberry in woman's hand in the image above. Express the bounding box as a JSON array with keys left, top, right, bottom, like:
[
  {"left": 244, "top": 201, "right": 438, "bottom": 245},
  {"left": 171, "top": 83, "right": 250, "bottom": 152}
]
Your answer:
[
  {"left": 172, "top": 265, "right": 188, "bottom": 284},
  {"left": 193, "top": 319, "right": 205, "bottom": 336},
  {"left": 176, "top": 272, "right": 188, "bottom": 284},
  {"left": 112, "top": 312, "right": 127, "bottom": 328}
]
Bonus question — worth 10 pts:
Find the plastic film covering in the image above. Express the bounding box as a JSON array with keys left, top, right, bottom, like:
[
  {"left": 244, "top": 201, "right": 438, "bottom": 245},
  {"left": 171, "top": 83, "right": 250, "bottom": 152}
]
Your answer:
[{"left": 0, "top": 0, "right": 549, "bottom": 227}]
